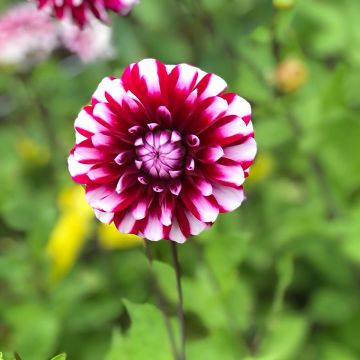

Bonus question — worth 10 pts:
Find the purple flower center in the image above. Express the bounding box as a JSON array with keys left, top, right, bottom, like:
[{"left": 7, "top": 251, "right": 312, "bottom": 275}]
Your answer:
[{"left": 135, "top": 130, "right": 186, "bottom": 179}]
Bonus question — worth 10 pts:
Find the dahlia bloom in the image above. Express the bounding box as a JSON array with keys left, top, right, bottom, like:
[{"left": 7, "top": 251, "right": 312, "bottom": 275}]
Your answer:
[
  {"left": 37, "top": 0, "right": 139, "bottom": 27},
  {"left": 0, "top": 3, "right": 58, "bottom": 68},
  {"left": 68, "top": 59, "right": 257, "bottom": 243},
  {"left": 59, "top": 18, "right": 115, "bottom": 63}
]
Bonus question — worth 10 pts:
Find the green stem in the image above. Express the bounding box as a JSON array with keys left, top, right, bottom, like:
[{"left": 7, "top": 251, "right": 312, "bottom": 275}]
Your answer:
[
  {"left": 170, "top": 242, "right": 186, "bottom": 360},
  {"left": 144, "top": 240, "right": 178, "bottom": 360}
]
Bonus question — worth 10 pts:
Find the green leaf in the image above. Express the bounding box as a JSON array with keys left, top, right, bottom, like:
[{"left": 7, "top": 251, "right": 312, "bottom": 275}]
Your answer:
[
  {"left": 4, "top": 304, "right": 59, "bottom": 360},
  {"left": 259, "top": 313, "right": 308, "bottom": 360},
  {"left": 342, "top": 202, "right": 360, "bottom": 264},
  {"left": 104, "top": 300, "right": 173, "bottom": 360},
  {"left": 186, "top": 330, "right": 238, "bottom": 360},
  {"left": 309, "top": 288, "right": 356, "bottom": 324},
  {"left": 50, "top": 354, "right": 67, "bottom": 360},
  {"left": 152, "top": 260, "right": 177, "bottom": 303}
]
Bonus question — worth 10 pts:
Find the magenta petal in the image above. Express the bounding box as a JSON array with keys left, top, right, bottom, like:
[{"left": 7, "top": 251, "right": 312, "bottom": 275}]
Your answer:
[
  {"left": 115, "top": 150, "right": 133, "bottom": 165},
  {"left": 75, "top": 107, "right": 108, "bottom": 137},
  {"left": 68, "top": 150, "right": 91, "bottom": 184},
  {"left": 185, "top": 210, "right": 209, "bottom": 235},
  {"left": 131, "top": 193, "right": 152, "bottom": 220},
  {"left": 91, "top": 133, "right": 119, "bottom": 149},
  {"left": 196, "top": 145, "right": 224, "bottom": 163},
  {"left": 143, "top": 212, "right": 165, "bottom": 241},
  {"left": 87, "top": 165, "right": 120, "bottom": 183},
  {"left": 156, "top": 106, "right": 173, "bottom": 127},
  {"left": 169, "top": 217, "right": 187, "bottom": 243},
  {"left": 202, "top": 115, "right": 248, "bottom": 147},
  {"left": 160, "top": 193, "right": 175, "bottom": 226},
  {"left": 181, "top": 186, "right": 219, "bottom": 223},
  {"left": 94, "top": 209, "right": 114, "bottom": 224},
  {"left": 222, "top": 93, "right": 251, "bottom": 121},
  {"left": 212, "top": 184, "right": 245, "bottom": 212},
  {"left": 204, "top": 162, "right": 245, "bottom": 187},
  {"left": 192, "top": 176, "right": 213, "bottom": 196},
  {"left": 92, "top": 103, "right": 119, "bottom": 128},
  {"left": 223, "top": 137, "right": 257, "bottom": 164},
  {"left": 114, "top": 211, "right": 137, "bottom": 233},
  {"left": 196, "top": 72, "right": 227, "bottom": 100},
  {"left": 74, "top": 141, "right": 112, "bottom": 164}
]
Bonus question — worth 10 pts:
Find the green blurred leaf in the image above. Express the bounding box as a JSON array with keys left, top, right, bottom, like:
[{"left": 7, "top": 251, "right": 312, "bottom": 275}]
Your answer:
[
  {"left": 104, "top": 300, "right": 173, "bottom": 360},
  {"left": 259, "top": 313, "right": 308, "bottom": 360},
  {"left": 4, "top": 303, "right": 59, "bottom": 360},
  {"left": 309, "top": 288, "right": 356, "bottom": 324},
  {"left": 186, "top": 330, "right": 238, "bottom": 360},
  {"left": 50, "top": 354, "right": 66, "bottom": 360}
]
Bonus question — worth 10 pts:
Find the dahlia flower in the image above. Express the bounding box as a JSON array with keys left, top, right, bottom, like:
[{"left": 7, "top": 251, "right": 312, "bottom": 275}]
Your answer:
[
  {"left": 68, "top": 59, "right": 257, "bottom": 243},
  {"left": 0, "top": 3, "right": 58, "bottom": 68},
  {"left": 37, "top": 0, "right": 139, "bottom": 27},
  {"left": 59, "top": 18, "right": 115, "bottom": 63}
]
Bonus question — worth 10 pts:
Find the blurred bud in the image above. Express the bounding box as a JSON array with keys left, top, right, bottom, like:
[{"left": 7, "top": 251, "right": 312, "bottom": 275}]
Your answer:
[
  {"left": 98, "top": 223, "right": 143, "bottom": 250},
  {"left": 276, "top": 58, "right": 308, "bottom": 93},
  {"left": 248, "top": 152, "right": 274, "bottom": 183},
  {"left": 47, "top": 186, "right": 93, "bottom": 282},
  {"left": 272, "top": 0, "right": 295, "bottom": 10},
  {"left": 16, "top": 138, "right": 50, "bottom": 165}
]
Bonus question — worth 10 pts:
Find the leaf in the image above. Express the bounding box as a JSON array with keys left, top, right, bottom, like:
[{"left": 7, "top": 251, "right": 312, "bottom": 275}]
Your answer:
[
  {"left": 259, "top": 313, "right": 308, "bottom": 360},
  {"left": 342, "top": 202, "right": 360, "bottom": 264},
  {"left": 308, "top": 288, "right": 356, "bottom": 324},
  {"left": 152, "top": 260, "right": 178, "bottom": 303},
  {"left": 186, "top": 330, "right": 239, "bottom": 360},
  {"left": 50, "top": 354, "right": 67, "bottom": 360},
  {"left": 104, "top": 300, "right": 173, "bottom": 360},
  {"left": 272, "top": 253, "right": 294, "bottom": 313},
  {"left": 4, "top": 304, "right": 59, "bottom": 360}
]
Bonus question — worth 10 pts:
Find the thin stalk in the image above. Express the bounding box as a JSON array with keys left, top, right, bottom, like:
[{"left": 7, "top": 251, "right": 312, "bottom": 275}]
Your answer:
[
  {"left": 170, "top": 242, "right": 186, "bottom": 360},
  {"left": 144, "top": 240, "right": 178, "bottom": 360}
]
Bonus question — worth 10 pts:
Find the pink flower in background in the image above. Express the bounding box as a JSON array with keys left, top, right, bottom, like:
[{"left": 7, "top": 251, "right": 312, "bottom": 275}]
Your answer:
[
  {"left": 59, "top": 19, "right": 115, "bottom": 63},
  {"left": 37, "top": 0, "right": 139, "bottom": 27},
  {"left": 68, "top": 59, "right": 257, "bottom": 243},
  {"left": 0, "top": 3, "right": 58, "bottom": 68}
]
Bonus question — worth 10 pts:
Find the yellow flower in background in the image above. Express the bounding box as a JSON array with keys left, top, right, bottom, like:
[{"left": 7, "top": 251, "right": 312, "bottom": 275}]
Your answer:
[
  {"left": 248, "top": 152, "right": 274, "bottom": 183},
  {"left": 98, "top": 223, "right": 142, "bottom": 250},
  {"left": 57, "top": 185, "right": 93, "bottom": 213},
  {"left": 47, "top": 186, "right": 93, "bottom": 282},
  {"left": 16, "top": 137, "right": 50, "bottom": 165},
  {"left": 47, "top": 185, "right": 143, "bottom": 282}
]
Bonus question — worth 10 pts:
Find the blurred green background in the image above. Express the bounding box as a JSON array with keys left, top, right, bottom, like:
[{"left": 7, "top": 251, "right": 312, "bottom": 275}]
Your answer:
[{"left": 1, "top": 0, "right": 360, "bottom": 359}]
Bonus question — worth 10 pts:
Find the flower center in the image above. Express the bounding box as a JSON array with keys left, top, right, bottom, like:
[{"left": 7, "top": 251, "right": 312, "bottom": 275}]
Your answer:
[{"left": 135, "top": 130, "right": 185, "bottom": 179}]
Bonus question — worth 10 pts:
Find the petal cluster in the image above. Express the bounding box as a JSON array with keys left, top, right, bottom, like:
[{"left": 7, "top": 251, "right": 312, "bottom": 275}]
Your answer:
[
  {"left": 59, "top": 18, "right": 115, "bottom": 63},
  {"left": 69, "top": 59, "right": 257, "bottom": 243},
  {"left": 0, "top": 3, "right": 58, "bottom": 68},
  {"left": 37, "top": 0, "right": 139, "bottom": 27}
]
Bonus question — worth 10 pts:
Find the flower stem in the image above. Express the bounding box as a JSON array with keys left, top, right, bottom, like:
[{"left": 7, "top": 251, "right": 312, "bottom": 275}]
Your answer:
[
  {"left": 144, "top": 240, "right": 178, "bottom": 360},
  {"left": 170, "top": 242, "right": 186, "bottom": 360}
]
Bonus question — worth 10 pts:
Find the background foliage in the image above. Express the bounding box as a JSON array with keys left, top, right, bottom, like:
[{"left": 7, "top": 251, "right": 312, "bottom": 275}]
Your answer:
[{"left": 1, "top": 0, "right": 360, "bottom": 359}]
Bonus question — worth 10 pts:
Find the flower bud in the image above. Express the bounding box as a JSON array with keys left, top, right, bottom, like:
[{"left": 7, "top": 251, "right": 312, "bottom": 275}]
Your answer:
[{"left": 276, "top": 58, "right": 308, "bottom": 93}]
